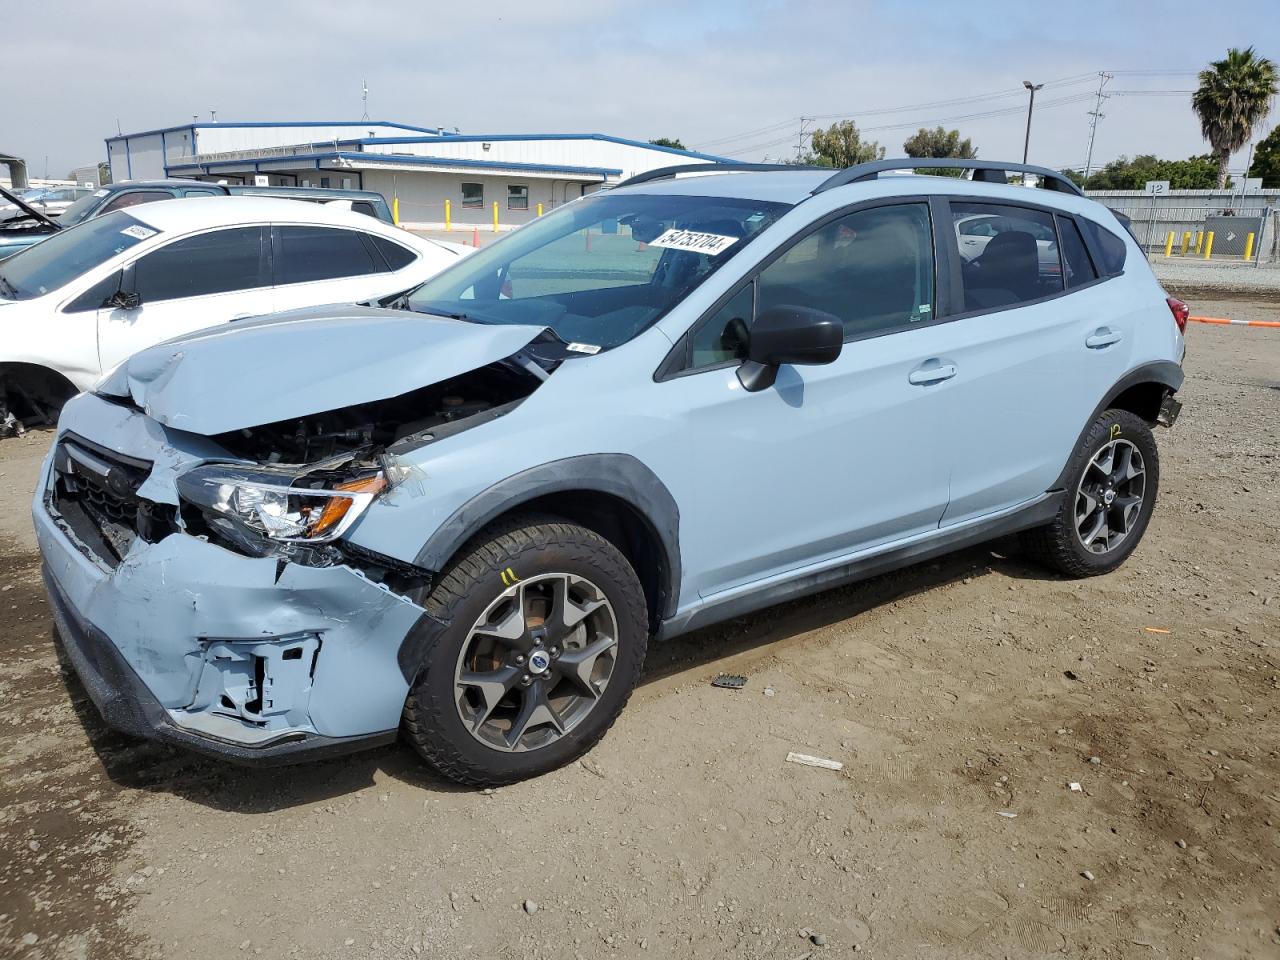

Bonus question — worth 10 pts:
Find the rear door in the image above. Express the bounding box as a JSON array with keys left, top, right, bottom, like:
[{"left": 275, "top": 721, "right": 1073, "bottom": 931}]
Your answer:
[
  {"left": 96, "top": 226, "right": 272, "bottom": 371},
  {"left": 269, "top": 224, "right": 393, "bottom": 310},
  {"left": 932, "top": 199, "right": 1133, "bottom": 525}
]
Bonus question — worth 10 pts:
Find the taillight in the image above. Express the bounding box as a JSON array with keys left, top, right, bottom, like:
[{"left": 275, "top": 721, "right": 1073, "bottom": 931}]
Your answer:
[{"left": 1166, "top": 296, "right": 1189, "bottom": 334}]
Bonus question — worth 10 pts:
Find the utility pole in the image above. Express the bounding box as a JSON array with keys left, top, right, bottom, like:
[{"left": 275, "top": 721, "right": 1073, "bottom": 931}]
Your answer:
[
  {"left": 796, "top": 117, "right": 812, "bottom": 163},
  {"left": 1083, "top": 71, "right": 1113, "bottom": 184},
  {"left": 1022, "top": 80, "right": 1044, "bottom": 165}
]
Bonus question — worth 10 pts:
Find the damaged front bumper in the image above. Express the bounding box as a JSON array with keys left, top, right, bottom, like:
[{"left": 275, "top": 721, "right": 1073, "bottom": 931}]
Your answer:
[{"left": 33, "top": 397, "right": 432, "bottom": 765}]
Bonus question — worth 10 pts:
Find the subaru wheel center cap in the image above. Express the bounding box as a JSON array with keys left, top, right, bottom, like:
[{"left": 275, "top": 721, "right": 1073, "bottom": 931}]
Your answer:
[
  {"left": 528, "top": 650, "right": 551, "bottom": 674},
  {"left": 1103, "top": 489, "right": 1116, "bottom": 505}
]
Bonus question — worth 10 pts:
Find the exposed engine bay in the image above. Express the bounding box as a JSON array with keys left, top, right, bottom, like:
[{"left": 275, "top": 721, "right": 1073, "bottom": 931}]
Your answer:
[{"left": 211, "top": 358, "right": 546, "bottom": 464}]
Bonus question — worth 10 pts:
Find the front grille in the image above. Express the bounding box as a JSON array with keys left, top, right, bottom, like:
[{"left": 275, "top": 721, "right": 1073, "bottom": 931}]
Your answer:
[{"left": 49, "top": 436, "right": 176, "bottom": 567}]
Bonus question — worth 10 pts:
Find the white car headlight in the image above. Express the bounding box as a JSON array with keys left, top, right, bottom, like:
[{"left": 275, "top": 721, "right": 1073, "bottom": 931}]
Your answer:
[{"left": 179, "top": 465, "right": 387, "bottom": 543}]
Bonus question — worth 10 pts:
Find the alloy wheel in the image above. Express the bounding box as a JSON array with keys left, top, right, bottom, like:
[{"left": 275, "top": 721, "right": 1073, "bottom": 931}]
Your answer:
[
  {"left": 453, "top": 573, "right": 618, "bottom": 752},
  {"left": 1074, "top": 439, "right": 1146, "bottom": 554}
]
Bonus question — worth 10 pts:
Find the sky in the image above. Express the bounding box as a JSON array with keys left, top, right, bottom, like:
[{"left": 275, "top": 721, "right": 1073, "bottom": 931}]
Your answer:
[{"left": 4, "top": 0, "right": 1278, "bottom": 179}]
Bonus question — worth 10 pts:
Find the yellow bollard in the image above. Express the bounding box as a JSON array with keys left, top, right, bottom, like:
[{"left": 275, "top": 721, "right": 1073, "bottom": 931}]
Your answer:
[
  {"left": 1203, "top": 231, "right": 1214, "bottom": 259},
  {"left": 1244, "top": 232, "right": 1255, "bottom": 261},
  {"left": 392, "top": 196, "right": 400, "bottom": 226},
  {"left": 444, "top": 199, "right": 451, "bottom": 232},
  {"left": 536, "top": 202, "right": 543, "bottom": 218},
  {"left": 1180, "top": 231, "right": 1191, "bottom": 255},
  {"left": 493, "top": 201, "right": 499, "bottom": 233},
  {"left": 1194, "top": 231, "right": 1204, "bottom": 255},
  {"left": 1164, "top": 232, "right": 1174, "bottom": 257}
]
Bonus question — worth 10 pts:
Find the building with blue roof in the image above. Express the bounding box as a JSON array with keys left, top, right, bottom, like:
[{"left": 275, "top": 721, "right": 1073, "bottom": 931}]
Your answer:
[{"left": 105, "top": 121, "right": 724, "bottom": 228}]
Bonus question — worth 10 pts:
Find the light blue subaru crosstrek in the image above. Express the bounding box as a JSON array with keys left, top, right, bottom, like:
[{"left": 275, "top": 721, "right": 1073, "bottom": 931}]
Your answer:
[{"left": 34, "top": 159, "right": 1186, "bottom": 785}]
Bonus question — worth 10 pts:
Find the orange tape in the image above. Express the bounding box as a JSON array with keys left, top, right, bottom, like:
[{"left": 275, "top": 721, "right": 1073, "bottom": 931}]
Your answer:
[{"left": 1188, "top": 316, "right": 1280, "bottom": 328}]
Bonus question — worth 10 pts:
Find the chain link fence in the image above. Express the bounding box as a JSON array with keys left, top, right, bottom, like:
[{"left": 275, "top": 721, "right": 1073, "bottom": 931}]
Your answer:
[{"left": 1086, "top": 189, "right": 1280, "bottom": 265}]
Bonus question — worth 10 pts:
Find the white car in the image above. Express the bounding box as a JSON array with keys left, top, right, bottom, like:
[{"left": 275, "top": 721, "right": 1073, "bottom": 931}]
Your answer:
[
  {"left": 0, "top": 186, "right": 94, "bottom": 221},
  {"left": 0, "top": 196, "right": 467, "bottom": 429}
]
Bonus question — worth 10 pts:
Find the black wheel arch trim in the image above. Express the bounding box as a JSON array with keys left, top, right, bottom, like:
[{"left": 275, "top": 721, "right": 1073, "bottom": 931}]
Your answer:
[
  {"left": 1050, "top": 360, "right": 1183, "bottom": 491},
  {"left": 412, "top": 453, "right": 682, "bottom": 618}
]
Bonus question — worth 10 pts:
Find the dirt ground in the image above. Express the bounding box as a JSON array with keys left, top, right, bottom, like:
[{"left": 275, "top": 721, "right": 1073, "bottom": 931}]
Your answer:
[{"left": 1, "top": 298, "right": 1277, "bottom": 960}]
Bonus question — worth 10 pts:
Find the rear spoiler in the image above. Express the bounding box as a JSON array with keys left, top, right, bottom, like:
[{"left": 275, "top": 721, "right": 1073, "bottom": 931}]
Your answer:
[{"left": 0, "top": 185, "right": 62, "bottom": 231}]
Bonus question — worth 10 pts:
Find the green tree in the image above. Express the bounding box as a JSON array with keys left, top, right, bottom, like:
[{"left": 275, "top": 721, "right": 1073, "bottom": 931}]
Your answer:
[
  {"left": 809, "top": 120, "right": 885, "bottom": 168},
  {"left": 1074, "top": 154, "right": 1224, "bottom": 191},
  {"left": 902, "top": 126, "right": 976, "bottom": 176},
  {"left": 648, "top": 137, "right": 686, "bottom": 151},
  {"left": 1192, "top": 46, "right": 1278, "bottom": 188},
  {"left": 1251, "top": 124, "right": 1280, "bottom": 187},
  {"left": 98, "top": 161, "right": 112, "bottom": 185}
]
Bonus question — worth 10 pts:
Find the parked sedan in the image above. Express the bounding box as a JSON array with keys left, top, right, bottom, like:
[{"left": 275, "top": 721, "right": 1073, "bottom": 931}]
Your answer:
[
  {"left": 1, "top": 181, "right": 397, "bottom": 260},
  {"left": 0, "top": 185, "right": 93, "bottom": 221},
  {"left": 0, "top": 196, "right": 467, "bottom": 430}
]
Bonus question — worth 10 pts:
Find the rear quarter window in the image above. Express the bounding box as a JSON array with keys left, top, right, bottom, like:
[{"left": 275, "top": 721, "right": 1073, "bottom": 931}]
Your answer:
[{"left": 1079, "top": 217, "right": 1127, "bottom": 276}]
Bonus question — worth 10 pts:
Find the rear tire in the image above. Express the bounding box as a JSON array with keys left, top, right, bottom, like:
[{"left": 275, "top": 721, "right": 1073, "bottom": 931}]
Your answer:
[
  {"left": 402, "top": 516, "right": 648, "bottom": 786},
  {"left": 1022, "top": 408, "right": 1160, "bottom": 578}
]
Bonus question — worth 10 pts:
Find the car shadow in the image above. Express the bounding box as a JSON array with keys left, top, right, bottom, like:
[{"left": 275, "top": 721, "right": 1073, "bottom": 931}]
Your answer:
[{"left": 57, "top": 536, "right": 1055, "bottom": 813}]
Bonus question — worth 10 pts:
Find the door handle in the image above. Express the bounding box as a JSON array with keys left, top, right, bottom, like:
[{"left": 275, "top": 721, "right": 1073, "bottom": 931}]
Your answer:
[
  {"left": 1085, "top": 328, "right": 1122, "bottom": 349},
  {"left": 908, "top": 360, "right": 957, "bottom": 385}
]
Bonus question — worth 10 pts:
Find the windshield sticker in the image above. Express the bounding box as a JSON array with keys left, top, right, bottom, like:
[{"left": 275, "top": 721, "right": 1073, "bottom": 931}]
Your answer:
[
  {"left": 566, "top": 342, "right": 601, "bottom": 355},
  {"left": 120, "top": 224, "right": 157, "bottom": 241},
  {"left": 649, "top": 228, "right": 739, "bottom": 256}
]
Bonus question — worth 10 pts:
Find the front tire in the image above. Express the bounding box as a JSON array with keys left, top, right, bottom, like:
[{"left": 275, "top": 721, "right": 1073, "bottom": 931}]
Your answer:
[
  {"left": 403, "top": 516, "right": 648, "bottom": 786},
  {"left": 1022, "top": 408, "right": 1160, "bottom": 578}
]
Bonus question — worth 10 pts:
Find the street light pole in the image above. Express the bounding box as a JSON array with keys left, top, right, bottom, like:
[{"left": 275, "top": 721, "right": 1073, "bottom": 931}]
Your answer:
[{"left": 1022, "top": 80, "right": 1044, "bottom": 165}]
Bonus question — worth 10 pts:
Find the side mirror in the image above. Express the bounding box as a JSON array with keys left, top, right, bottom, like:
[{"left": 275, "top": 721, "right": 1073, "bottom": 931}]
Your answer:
[
  {"left": 737, "top": 305, "right": 843, "bottom": 392},
  {"left": 108, "top": 290, "right": 141, "bottom": 310}
]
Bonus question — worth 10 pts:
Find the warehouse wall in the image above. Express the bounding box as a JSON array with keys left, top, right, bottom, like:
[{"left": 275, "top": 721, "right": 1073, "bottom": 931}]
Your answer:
[{"left": 361, "top": 170, "right": 594, "bottom": 227}]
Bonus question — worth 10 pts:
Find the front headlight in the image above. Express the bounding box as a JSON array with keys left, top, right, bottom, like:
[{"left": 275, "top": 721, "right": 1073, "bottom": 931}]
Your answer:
[{"left": 178, "top": 464, "right": 387, "bottom": 544}]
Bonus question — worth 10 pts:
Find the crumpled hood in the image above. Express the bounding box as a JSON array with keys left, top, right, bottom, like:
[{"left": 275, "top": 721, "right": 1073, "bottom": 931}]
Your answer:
[{"left": 96, "top": 305, "right": 546, "bottom": 436}]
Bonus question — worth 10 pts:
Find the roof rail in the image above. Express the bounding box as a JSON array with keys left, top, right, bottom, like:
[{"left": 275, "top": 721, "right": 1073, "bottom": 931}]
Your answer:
[
  {"left": 614, "top": 162, "right": 822, "bottom": 189},
  {"left": 812, "top": 158, "right": 1084, "bottom": 197}
]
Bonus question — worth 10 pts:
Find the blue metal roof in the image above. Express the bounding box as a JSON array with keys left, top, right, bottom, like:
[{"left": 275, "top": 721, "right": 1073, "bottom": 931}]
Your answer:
[
  {"left": 349, "top": 132, "right": 728, "bottom": 162},
  {"left": 166, "top": 151, "right": 623, "bottom": 178},
  {"left": 106, "top": 120, "right": 443, "bottom": 143}
]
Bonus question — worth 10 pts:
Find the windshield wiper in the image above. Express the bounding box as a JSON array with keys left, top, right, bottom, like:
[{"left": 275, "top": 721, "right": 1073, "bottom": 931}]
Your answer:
[{"left": 0, "top": 275, "right": 18, "bottom": 299}]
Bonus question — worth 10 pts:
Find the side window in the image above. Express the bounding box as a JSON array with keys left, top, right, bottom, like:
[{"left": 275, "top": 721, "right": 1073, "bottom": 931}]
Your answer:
[
  {"left": 951, "top": 201, "right": 1063, "bottom": 311},
  {"left": 65, "top": 271, "right": 123, "bottom": 313},
  {"left": 757, "top": 203, "right": 935, "bottom": 339},
  {"left": 686, "top": 203, "right": 936, "bottom": 370},
  {"left": 350, "top": 200, "right": 378, "bottom": 218},
  {"left": 101, "top": 191, "right": 175, "bottom": 213},
  {"left": 132, "top": 227, "right": 268, "bottom": 303},
  {"left": 689, "top": 283, "right": 754, "bottom": 368},
  {"left": 369, "top": 235, "right": 418, "bottom": 271},
  {"left": 461, "top": 182, "right": 483, "bottom": 209},
  {"left": 181, "top": 188, "right": 220, "bottom": 198},
  {"left": 273, "top": 226, "right": 379, "bottom": 284},
  {"left": 1057, "top": 215, "right": 1099, "bottom": 288},
  {"left": 1078, "top": 217, "right": 1127, "bottom": 276}
]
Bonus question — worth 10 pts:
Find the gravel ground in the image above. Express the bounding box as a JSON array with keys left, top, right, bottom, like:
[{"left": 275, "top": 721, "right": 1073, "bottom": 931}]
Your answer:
[
  {"left": 1, "top": 299, "right": 1277, "bottom": 959},
  {"left": 1152, "top": 257, "right": 1280, "bottom": 298}
]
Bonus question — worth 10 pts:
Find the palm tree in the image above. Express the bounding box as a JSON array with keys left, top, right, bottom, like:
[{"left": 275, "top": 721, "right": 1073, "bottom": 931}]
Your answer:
[{"left": 1192, "top": 47, "right": 1278, "bottom": 188}]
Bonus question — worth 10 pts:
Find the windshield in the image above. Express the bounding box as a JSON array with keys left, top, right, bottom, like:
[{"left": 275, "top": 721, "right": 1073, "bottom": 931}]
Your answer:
[
  {"left": 406, "top": 191, "right": 790, "bottom": 350},
  {"left": 59, "top": 191, "right": 108, "bottom": 226},
  {"left": 0, "top": 211, "right": 156, "bottom": 301}
]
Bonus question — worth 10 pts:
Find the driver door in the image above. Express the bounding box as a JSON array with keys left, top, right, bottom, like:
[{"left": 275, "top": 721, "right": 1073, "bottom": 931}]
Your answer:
[{"left": 659, "top": 201, "right": 954, "bottom": 599}]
